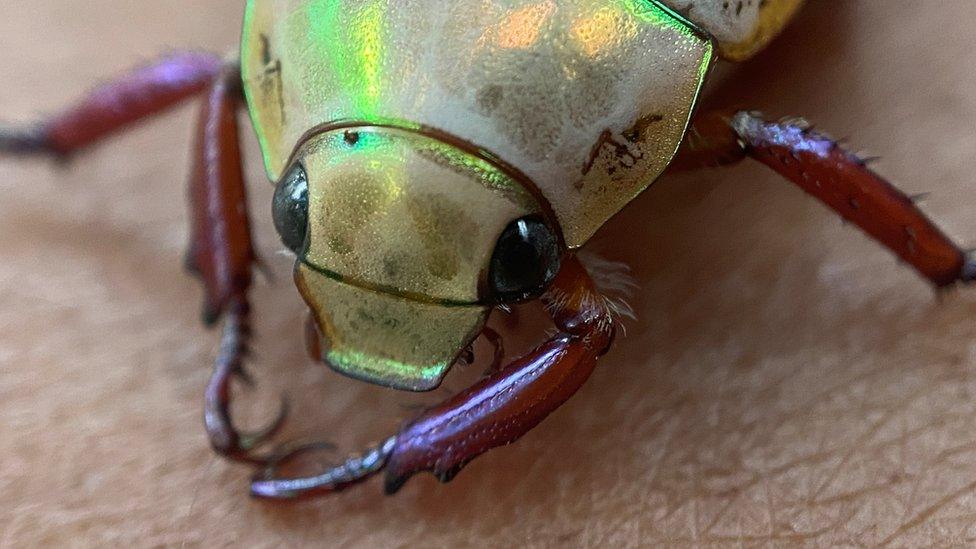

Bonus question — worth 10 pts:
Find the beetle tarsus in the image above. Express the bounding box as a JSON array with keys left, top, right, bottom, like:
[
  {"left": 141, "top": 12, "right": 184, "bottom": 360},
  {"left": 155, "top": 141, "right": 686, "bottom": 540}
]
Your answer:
[
  {"left": 962, "top": 251, "right": 976, "bottom": 284},
  {"left": 481, "top": 327, "right": 505, "bottom": 377},
  {"left": 250, "top": 437, "right": 397, "bottom": 499},
  {"left": 0, "top": 125, "right": 49, "bottom": 157},
  {"left": 204, "top": 300, "right": 290, "bottom": 464}
]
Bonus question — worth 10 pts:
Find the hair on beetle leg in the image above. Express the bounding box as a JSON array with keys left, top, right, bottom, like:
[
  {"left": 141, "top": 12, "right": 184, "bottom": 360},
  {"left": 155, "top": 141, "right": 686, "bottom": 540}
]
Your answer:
[
  {"left": 578, "top": 251, "right": 639, "bottom": 298},
  {"left": 576, "top": 251, "right": 639, "bottom": 335}
]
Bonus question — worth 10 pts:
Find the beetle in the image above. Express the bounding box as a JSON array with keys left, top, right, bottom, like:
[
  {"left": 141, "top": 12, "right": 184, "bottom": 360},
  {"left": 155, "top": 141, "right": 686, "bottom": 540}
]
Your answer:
[{"left": 2, "top": 0, "right": 973, "bottom": 500}]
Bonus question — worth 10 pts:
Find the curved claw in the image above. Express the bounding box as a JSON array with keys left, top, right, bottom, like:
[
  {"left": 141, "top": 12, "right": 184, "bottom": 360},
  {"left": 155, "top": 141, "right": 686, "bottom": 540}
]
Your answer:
[
  {"left": 236, "top": 396, "right": 290, "bottom": 452},
  {"left": 204, "top": 301, "right": 288, "bottom": 464},
  {"left": 457, "top": 328, "right": 504, "bottom": 372},
  {"left": 250, "top": 437, "right": 397, "bottom": 500},
  {"left": 481, "top": 327, "right": 505, "bottom": 377}
]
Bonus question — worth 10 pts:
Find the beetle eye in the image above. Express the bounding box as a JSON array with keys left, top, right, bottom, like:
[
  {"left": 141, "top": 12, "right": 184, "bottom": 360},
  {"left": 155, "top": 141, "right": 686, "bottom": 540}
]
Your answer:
[
  {"left": 272, "top": 163, "right": 309, "bottom": 254},
  {"left": 488, "top": 216, "right": 561, "bottom": 303}
]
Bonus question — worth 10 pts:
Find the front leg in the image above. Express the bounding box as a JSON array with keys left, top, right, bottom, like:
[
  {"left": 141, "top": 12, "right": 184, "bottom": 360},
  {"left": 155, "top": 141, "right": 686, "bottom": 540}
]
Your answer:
[
  {"left": 250, "top": 256, "right": 615, "bottom": 499},
  {"left": 1, "top": 54, "right": 283, "bottom": 463},
  {"left": 673, "top": 110, "right": 976, "bottom": 288},
  {"left": 192, "top": 65, "right": 289, "bottom": 463}
]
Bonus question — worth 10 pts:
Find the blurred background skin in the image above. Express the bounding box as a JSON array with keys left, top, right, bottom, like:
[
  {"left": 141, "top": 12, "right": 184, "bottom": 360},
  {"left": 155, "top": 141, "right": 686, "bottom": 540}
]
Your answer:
[{"left": 2, "top": 0, "right": 976, "bottom": 546}]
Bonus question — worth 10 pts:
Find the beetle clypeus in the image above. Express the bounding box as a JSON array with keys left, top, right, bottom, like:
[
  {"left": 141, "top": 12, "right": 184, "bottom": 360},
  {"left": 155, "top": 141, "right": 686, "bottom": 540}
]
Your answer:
[{"left": 2, "top": 0, "right": 973, "bottom": 499}]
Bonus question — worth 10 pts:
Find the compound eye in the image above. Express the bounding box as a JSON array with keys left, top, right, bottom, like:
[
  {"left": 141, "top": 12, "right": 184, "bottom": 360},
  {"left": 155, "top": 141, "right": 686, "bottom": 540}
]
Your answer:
[
  {"left": 272, "top": 163, "right": 309, "bottom": 254},
  {"left": 488, "top": 216, "right": 561, "bottom": 303}
]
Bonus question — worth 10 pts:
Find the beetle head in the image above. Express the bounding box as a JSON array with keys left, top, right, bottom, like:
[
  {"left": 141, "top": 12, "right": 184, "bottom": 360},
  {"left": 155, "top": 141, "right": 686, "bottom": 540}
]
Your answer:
[{"left": 273, "top": 125, "right": 562, "bottom": 391}]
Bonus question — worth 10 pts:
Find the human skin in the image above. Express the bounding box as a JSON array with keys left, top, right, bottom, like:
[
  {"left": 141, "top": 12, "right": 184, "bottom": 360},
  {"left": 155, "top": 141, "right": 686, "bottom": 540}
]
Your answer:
[{"left": 2, "top": 1, "right": 976, "bottom": 546}]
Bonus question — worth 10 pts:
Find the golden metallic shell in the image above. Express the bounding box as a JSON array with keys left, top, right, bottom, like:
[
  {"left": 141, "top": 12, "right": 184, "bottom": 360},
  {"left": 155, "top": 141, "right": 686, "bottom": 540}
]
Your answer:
[{"left": 242, "top": 0, "right": 714, "bottom": 248}]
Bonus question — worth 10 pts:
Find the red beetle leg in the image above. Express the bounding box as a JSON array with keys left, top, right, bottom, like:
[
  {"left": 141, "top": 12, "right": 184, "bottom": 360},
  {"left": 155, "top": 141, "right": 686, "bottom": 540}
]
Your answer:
[
  {"left": 384, "top": 257, "right": 613, "bottom": 493},
  {"left": 673, "top": 110, "right": 976, "bottom": 287},
  {"left": 188, "top": 65, "right": 288, "bottom": 463},
  {"left": 0, "top": 51, "right": 224, "bottom": 158},
  {"left": 1, "top": 54, "right": 284, "bottom": 464},
  {"left": 479, "top": 326, "right": 505, "bottom": 377},
  {"left": 0, "top": 52, "right": 252, "bottom": 323},
  {"left": 185, "top": 64, "right": 257, "bottom": 325},
  {"left": 249, "top": 256, "right": 615, "bottom": 500}
]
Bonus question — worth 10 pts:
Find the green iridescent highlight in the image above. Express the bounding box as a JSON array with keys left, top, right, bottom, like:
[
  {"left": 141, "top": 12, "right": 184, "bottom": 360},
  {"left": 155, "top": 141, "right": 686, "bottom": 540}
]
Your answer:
[
  {"left": 325, "top": 349, "right": 452, "bottom": 390},
  {"left": 643, "top": 0, "right": 716, "bottom": 82},
  {"left": 239, "top": 0, "right": 274, "bottom": 176},
  {"left": 306, "top": 0, "right": 387, "bottom": 120}
]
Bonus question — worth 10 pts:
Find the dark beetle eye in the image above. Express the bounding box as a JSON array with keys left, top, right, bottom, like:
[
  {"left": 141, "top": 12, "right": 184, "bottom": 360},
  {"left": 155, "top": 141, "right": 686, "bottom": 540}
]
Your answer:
[
  {"left": 488, "top": 216, "right": 561, "bottom": 303},
  {"left": 272, "top": 163, "right": 309, "bottom": 254}
]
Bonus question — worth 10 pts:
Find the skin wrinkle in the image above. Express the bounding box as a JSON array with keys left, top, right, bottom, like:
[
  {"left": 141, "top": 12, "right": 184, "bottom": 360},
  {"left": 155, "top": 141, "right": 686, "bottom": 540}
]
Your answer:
[
  {"left": 3, "top": 0, "right": 976, "bottom": 546},
  {"left": 742, "top": 383, "right": 954, "bottom": 509},
  {"left": 825, "top": 371, "right": 964, "bottom": 498},
  {"left": 632, "top": 338, "right": 976, "bottom": 532}
]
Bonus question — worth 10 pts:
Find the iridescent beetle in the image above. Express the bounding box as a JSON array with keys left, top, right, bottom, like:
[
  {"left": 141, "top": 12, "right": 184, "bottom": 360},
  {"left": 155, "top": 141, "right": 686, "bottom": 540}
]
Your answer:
[{"left": 3, "top": 0, "right": 974, "bottom": 499}]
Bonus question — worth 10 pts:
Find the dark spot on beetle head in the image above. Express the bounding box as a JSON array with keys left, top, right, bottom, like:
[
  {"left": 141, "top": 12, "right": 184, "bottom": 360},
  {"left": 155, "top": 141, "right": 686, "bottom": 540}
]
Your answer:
[{"left": 476, "top": 85, "right": 505, "bottom": 113}]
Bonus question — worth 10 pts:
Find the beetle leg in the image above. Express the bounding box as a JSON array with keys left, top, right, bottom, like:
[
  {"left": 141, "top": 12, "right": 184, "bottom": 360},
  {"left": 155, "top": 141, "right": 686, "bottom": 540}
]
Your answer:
[
  {"left": 0, "top": 53, "right": 285, "bottom": 463},
  {"left": 250, "top": 438, "right": 398, "bottom": 499},
  {"left": 205, "top": 300, "right": 288, "bottom": 463},
  {"left": 0, "top": 52, "right": 254, "bottom": 320},
  {"left": 249, "top": 256, "right": 615, "bottom": 499},
  {"left": 480, "top": 326, "right": 505, "bottom": 377},
  {"left": 0, "top": 51, "right": 224, "bottom": 159},
  {"left": 673, "top": 110, "right": 976, "bottom": 288},
  {"left": 186, "top": 63, "right": 256, "bottom": 324},
  {"left": 188, "top": 64, "right": 291, "bottom": 463},
  {"left": 457, "top": 326, "right": 505, "bottom": 371}
]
